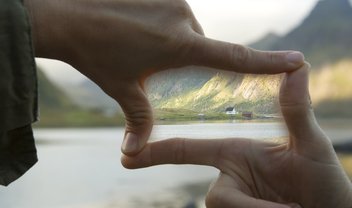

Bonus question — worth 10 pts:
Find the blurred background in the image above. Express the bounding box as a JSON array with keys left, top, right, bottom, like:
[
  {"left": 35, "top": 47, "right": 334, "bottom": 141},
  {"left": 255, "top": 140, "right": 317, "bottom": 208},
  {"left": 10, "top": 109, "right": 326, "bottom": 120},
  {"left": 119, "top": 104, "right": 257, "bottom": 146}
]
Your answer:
[{"left": 1, "top": 0, "right": 352, "bottom": 207}]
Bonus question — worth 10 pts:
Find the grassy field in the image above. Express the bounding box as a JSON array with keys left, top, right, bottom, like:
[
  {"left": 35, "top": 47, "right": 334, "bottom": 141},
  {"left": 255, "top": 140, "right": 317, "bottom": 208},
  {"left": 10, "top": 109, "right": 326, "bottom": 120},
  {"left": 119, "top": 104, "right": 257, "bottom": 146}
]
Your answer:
[
  {"left": 34, "top": 109, "right": 125, "bottom": 128},
  {"left": 35, "top": 108, "right": 256, "bottom": 127},
  {"left": 154, "top": 108, "right": 243, "bottom": 122}
]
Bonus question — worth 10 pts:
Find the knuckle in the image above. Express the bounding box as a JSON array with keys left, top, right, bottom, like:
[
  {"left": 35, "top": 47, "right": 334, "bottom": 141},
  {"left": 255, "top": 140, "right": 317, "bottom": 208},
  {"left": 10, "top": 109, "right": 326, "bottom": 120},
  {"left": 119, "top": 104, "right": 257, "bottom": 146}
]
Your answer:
[
  {"left": 178, "top": 34, "right": 199, "bottom": 65},
  {"left": 268, "top": 52, "right": 283, "bottom": 65},
  {"left": 191, "top": 20, "right": 204, "bottom": 35},
  {"left": 269, "top": 53, "right": 283, "bottom": 64},
  {"left": 124, "top": 108, "right": 153, "bottom": 128},
  {"left": 165, "top": 31, "right": 199, "bottom": 66},
  {"left": 173, "top": 0, "right": 193, "bottom": 18},
  {"left": 230, "top": 45, "right": 250, "bottom": 66},
  {"left": 269, "top": 52, "right": 276, "bottom": 64}
]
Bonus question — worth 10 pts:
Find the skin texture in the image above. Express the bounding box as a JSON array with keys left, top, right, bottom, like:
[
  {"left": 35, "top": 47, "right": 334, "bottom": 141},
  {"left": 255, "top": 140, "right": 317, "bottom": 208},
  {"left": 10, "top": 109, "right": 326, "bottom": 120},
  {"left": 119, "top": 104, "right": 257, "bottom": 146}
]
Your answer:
[
  {"left": 122, "top": 64, "right": 352, "bottom": 208},
  {"left": 23, "top": 0, "right": 305, "bottom": 156}
]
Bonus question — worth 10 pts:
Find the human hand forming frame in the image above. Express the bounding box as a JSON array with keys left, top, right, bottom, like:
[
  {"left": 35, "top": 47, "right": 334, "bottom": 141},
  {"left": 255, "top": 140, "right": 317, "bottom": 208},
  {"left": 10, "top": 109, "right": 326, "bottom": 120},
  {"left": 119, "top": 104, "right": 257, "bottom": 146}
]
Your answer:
[
  {"left": 24, "top": 0, "right": 305, "bottom": 156},
  {"left": 122, "top": 63, "right": 352, "bottom": 208}
]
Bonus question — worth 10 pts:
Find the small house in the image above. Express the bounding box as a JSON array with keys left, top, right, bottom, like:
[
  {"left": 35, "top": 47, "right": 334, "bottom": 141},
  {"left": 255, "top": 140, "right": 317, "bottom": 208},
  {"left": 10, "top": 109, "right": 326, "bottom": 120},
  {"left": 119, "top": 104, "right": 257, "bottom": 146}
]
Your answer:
[{"left": 225, "top": 107, "right": 237, "bottom": 115}]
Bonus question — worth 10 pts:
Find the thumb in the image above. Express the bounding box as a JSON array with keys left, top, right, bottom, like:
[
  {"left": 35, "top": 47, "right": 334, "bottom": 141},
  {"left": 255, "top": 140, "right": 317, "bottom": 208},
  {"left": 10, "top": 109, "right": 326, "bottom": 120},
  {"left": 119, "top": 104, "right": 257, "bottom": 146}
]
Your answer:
[
  {"left": 279, "top": 62, "right": 331, "bottom": 153},
  {"left": 117, "top": 81, "right": 153, "bottom": 156}
]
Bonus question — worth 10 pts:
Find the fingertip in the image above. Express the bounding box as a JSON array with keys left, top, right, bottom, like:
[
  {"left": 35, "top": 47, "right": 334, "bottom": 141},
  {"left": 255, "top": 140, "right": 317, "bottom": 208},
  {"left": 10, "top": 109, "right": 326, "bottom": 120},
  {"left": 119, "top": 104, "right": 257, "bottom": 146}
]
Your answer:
[
  {"left": 121, "top": 132, "right": 141, "bottom": 155},
  {"left": 287, "top": 63, "right": 310, "bottom": 83},
  {"left": 120, "top": 154, "right": 132, "bottom": 169},
  {"left": 121, "top": 143, "right": 152, "bottom": 169},
  {"left": 121, "top": 132, "right": 147, "bottom": 156},
  {"left": 120, "top": 154, "right": 138, "bottom": 169},
  {"left": 285, "top": 51, "right": 305, "bottom": 69},
  {"left": 287, "top": 61, "right": 310, "bottom": 75}
]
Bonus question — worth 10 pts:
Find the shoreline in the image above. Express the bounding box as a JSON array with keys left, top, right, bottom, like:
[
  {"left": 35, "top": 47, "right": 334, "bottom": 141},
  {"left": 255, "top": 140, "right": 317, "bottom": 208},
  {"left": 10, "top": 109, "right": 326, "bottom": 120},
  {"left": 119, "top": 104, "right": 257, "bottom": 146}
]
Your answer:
[{"left": 33, "top": 117, "right": 352, "bottom": 128}]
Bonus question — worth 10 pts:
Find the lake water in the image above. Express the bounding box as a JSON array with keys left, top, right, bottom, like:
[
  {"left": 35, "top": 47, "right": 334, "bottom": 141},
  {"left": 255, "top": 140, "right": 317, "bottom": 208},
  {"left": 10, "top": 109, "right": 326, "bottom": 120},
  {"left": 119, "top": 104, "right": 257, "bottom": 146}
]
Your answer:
[{"left": 0, "top": 121, "right": 351, "bottom": 208}]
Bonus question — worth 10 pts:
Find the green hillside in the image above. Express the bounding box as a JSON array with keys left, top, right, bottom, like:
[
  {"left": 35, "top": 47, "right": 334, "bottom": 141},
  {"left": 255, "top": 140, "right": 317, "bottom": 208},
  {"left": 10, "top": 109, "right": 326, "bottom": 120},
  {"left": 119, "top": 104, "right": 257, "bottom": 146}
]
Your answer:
[
  {"left": 36, "top": 68, "right": 124, "bottom": 127},
  {"left": 37, "top": 68, "right": 72, "bottom": 111},
  {"left": 157, "top": 72, "right": 281, "bottom": 114},
  {"left": 310, "top": 60, "right": 352, "bottom": 118},
  {"left": 146, "top": 66, "right": 215, "bottom": 106}
]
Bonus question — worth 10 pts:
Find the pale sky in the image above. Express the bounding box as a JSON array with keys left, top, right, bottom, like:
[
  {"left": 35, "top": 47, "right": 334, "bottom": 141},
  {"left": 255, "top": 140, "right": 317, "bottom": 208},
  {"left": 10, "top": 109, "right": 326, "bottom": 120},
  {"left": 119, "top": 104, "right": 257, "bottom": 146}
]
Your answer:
[{"left": 38, "top": 0, "right": 320, "bottom": 85}]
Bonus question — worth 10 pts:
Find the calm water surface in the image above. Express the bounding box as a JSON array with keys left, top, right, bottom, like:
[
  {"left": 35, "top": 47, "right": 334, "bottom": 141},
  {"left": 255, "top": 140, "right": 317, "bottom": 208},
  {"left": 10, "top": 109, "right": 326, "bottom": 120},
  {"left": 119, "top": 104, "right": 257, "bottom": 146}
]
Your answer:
[{"left": 0, "top": 121, "right": 350, "bottom": 208}]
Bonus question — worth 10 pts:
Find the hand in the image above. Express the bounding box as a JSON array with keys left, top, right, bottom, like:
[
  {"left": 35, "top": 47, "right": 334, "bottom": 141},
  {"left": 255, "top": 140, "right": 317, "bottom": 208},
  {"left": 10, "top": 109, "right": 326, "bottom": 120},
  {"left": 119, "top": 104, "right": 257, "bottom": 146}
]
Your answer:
[
  {"left": 122, "top": 63, "right": 352, "bottom": 208},
  {"left": 24, "top": 0, "right": 305, "bottom": 155}
]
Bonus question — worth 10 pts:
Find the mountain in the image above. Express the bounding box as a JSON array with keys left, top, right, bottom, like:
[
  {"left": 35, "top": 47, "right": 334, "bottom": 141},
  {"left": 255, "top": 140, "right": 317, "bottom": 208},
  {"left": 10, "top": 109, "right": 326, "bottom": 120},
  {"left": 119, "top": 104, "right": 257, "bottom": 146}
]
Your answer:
[
  {"left": 249, "top": 33, "right": 281, "bottom": 51},
  {"left": 67, "top": 0, "right": 352, "bottom": 117},
  {"left": 252, "top": 0, "right": 352, "bottom": 66},
  {"left": 146, "top": 66, "right": 216, "bottom": 106},
  {"left": 152, "top": 72, "right": 281, "bottom": 114}
]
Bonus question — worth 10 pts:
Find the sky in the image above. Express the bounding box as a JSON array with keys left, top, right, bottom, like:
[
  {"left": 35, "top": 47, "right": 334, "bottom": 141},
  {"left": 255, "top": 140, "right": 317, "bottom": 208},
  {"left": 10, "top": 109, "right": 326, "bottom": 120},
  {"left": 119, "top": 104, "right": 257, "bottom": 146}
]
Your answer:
[{"left": 37, "top": 0, "right": 320, "bottom": 85}]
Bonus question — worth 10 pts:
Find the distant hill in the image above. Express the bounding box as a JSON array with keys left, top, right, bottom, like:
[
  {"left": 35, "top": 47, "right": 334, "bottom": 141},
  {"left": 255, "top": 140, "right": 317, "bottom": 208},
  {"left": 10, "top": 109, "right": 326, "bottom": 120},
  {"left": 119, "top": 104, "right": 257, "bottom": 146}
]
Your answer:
[
  {"left": 249, "top": 33, "right": 281, "bottom": 51},
  {"left": 36, "top": 69, "right": 125, "bottom": 127},
  {"left": 37, "top": 68, "right": 73, "bottom": 111},
  {"left": 64, "top": 79, "right": 118, "bottom": 112},
  {"left": 251, "top": 0, "right": 352, "bottom": 66}
]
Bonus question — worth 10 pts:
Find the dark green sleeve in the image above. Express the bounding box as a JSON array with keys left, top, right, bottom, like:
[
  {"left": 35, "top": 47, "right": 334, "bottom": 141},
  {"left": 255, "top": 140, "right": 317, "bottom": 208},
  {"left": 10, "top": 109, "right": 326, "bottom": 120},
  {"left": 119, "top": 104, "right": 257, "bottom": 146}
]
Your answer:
[{"left": 0, "top": 0, "right": 38, "bottom": 186}]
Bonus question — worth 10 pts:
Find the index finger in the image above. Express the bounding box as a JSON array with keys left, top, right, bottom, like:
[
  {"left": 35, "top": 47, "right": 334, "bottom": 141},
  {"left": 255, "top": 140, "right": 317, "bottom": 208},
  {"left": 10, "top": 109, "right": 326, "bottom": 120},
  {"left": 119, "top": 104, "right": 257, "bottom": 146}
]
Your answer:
[{"left": 189, "top": 35, "right": 305, "bottom": 74}]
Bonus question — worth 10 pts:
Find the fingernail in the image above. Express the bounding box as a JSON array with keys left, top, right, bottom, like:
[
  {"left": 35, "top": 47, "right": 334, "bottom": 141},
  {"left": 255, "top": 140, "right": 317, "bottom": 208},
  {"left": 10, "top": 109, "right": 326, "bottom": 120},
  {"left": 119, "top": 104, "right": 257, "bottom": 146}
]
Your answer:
[
  {"left": 286, "top": 52, "right": 305, "bottom": 67},
  {"left": 122, "top": 133, "right": 139, "bottom": 154}
]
